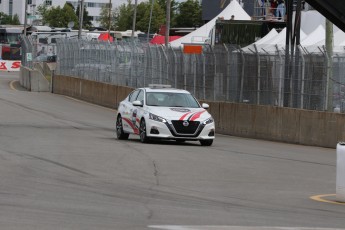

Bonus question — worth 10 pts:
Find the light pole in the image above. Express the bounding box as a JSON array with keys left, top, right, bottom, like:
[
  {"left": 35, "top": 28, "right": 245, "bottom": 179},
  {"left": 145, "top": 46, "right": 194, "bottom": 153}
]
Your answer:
[
  {"left": 108, "top": 0, "right": 112, "bottom": 39},
  {"left": 165, "top": 0, "right": 171, "bottom": 47},
  {"left": 131, "top": 0, "right": 138, "bottom": 41},
  {"left": 24, "top": 0, "right": 28, "bottom": 36},
  {"left": 78, "top": 0, "right": 84, "bottom": 39},
  {"left": 147, "top": 0, "right": 154, "bottom": 42}
]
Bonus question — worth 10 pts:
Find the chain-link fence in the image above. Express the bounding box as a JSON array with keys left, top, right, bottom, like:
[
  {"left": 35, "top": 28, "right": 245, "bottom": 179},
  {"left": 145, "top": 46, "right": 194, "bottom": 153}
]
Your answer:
[{"left": 20, "top": 37, "right": 345, "bottom": 112}]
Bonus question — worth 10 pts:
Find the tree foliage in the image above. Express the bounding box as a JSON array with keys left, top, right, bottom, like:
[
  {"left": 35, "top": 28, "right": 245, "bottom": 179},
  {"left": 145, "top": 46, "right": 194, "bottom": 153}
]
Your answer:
[
  {"left": 98, "top": 3, "right": 117, "bottom": 30},
  {"left": 175, "top": 0, "right": 202, "bottom": 27},
  {"left": 102, "top": 0, "right": 202, "bottom": 34},
  {"left": 76, "top": 5, "right": 93, "bottom": 29},
  {"left": 37, "top": 3, "right": 78, "bottom": 28},
  {"left": 0, "top": 12, "right": 20, "bottom": 25}
]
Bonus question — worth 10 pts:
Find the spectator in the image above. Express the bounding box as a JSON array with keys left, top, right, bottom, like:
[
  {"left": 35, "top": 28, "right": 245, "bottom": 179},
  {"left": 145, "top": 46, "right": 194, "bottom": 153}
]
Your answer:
[
  {"left": 276, "top": 0, "right": 286, "bottom": 21},
  {"left": 270, "top": 0, "right": 278, "bottom": 17}
]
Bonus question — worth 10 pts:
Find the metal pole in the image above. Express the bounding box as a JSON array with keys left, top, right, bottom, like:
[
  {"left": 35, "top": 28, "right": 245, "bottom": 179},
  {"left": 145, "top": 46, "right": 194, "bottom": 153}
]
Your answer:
[
  {"left": 108, "top": 0, "right": 112, "bottom": 39},
  {"left": 131, "top": 0, "right": 138, "bottom": 41},
  {"left": 254, "top": 44, "right": 260, "bottom": 105},
  {"left": 147, "top": 0, "right": 154, "bottom": 42},
  {"left": 78, "top": 0, "right": 84, "bottom": 39},
  {"left": 326, "top": 19, "right": 334, "bottom": 111},
  {"left": 165, "top": 0, "right": 171, "bottom": 47},
  {"left": 284, "top": 0, "right": 293, "bottom": 107},
  {"left": 24, "top": 0, "right": 28, "bottom": 36},
  {"left": 298, "top": 46, "right": 305, "bottom": 109}
]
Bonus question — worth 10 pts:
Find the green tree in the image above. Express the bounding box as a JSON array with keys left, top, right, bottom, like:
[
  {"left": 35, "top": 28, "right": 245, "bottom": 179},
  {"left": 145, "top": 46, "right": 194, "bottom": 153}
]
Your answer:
[
  {"left": 156, "top": 0, "right": 178, "bottom": 27},
  {"left": 135, "top": 1, "right": 165, "bottom": 33},
  {"left": 175, "top": 0, "right": 202, "bottom": 27},
  {"left": 37, "top": 3, "right": 78, "bottom": 28},
  {"left": 76, "top": 5, "right": 93, "bottom": 29},
  {"left": 11, "top": 14, "right": 20, "bottom": 25},
  {"left": 98, "top": 3, "right": 117, "bottom": 30},
  {"left": 115, "top": 0, "right": 134, "bottom": 31},
  {"left": 0, "top": 12, "right": 18, "bottom": 25}
]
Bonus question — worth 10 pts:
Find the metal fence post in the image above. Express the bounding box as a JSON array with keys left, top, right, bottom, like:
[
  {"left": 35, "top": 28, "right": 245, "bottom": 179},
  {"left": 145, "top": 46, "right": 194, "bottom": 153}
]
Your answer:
[
  {"left": 298, "top": 46, "right": 305, "bottom": 109},
  {"left": 171, "top": 46, "right": 177, "bottom": 88},
  {"left": 223, "top": 44, "right": 230, "bottom": 101},
  {"left": 239, "top": 48, "right": 245, "bottom": 103},
  {"left": 323, "top": 46, "right": 330, "bottom": 111},
  {"left": 276, "top": 45, "right": 283, "bottom": 107},
  {"left": 202, "top": 51, "right": 206, "bottom": 100},
  {"left": 181, "top": 47, "right": 187, "bottom": 90},
  {"left": 160, "top": 45, "right": 169, "bottom": 85},
  {"left": 254, "top": 44, "right": 260, "bottom": 105}
]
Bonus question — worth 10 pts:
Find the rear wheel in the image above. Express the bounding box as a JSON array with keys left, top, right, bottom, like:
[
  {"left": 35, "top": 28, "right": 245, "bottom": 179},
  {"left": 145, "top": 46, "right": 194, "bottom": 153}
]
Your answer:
[
  {"left": 199, "top": 139, "right": 213, "bottom": 146},
  {"left": 139, "top": 119, "right": 150, "bottom": 143},
  {"left": 116, "top": 115, "right": 129, "bottom": 140}
]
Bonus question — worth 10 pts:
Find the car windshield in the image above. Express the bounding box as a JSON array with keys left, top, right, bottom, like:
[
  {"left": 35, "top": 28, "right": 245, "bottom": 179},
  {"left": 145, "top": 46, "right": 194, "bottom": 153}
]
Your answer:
[{"left": 146, "top": 92, "right": 200, "bottom": 108}]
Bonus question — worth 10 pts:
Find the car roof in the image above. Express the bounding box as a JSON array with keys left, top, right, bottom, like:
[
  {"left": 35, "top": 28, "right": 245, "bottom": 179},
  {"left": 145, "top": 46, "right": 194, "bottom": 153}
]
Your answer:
[{"left": 143, "top": 87, "right": 191, "bottom": 94}]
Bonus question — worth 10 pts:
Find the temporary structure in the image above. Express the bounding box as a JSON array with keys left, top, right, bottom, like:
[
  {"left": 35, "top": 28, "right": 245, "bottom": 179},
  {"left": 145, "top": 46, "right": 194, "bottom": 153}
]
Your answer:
[
  {"left": 241, "top": 28, "right": 279, "bottom": 52},
  {"left": 170, "top": 0, "right": 251, "bottom": 48},
  {"left": 150, "top": 35, "right": 181, "bottom": 44}
]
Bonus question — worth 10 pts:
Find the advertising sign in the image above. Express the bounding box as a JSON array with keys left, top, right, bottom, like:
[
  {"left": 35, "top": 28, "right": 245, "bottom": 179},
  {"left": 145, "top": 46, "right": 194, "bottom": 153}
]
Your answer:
[{"left": 0, "top": 61, "right": 21, "bottom": 71}]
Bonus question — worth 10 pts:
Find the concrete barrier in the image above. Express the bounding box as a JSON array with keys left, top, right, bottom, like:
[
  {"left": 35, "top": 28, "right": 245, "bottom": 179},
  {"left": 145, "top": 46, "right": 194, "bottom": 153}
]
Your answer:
[
  {"left": 204, "top": 101, "right": 345, "bottom": 148},
  {"left": 20, "top": 66, "right": 50, "bottom": 92},
  {"left": 53, "top": 75, "right": 345, "bottom": 148},
  {"left": 53, "top": 75, "right": 133, "bottom": 109}
]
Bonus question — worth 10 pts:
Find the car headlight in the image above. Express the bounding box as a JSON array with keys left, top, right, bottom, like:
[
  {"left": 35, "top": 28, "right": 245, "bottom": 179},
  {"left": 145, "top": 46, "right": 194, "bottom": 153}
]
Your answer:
[
  {"left": 149, "top": 113, "right": 167, "bottom": 123},
  {"left": 203, "top": 117, "right": 214, "bottom": 125}
]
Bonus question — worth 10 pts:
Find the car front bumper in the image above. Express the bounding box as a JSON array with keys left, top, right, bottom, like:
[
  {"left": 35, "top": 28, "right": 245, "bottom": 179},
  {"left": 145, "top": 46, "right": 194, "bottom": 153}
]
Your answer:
[{"left": 146, "top": 119, "right": 215, "bottom": 140}]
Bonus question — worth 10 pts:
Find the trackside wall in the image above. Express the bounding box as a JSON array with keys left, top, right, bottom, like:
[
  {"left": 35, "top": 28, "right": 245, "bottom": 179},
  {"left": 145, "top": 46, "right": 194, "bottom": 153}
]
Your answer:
[
  {"left": 54, "top": 75, "right": 345, "bottom": 148},
  {"left": 53, "top": 75, "right": 133, "bottom": 108}
]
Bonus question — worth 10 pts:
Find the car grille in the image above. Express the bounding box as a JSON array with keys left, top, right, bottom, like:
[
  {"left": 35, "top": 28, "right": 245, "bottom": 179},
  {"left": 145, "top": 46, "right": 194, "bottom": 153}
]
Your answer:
[{"left": 171, "top": 120, "right": 200, "bottom": 134}]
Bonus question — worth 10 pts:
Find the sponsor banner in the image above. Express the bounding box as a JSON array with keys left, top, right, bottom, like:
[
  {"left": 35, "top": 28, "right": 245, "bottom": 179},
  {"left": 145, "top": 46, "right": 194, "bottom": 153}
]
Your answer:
[{"left": 0, "top": 61, "right": 21, "bottom": 72}]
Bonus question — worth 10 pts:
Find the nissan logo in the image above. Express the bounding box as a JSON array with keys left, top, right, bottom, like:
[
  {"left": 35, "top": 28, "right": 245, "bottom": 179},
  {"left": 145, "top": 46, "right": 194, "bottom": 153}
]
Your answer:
[{"left": 183, "top": 121, "right": 189, "bottom": 127}]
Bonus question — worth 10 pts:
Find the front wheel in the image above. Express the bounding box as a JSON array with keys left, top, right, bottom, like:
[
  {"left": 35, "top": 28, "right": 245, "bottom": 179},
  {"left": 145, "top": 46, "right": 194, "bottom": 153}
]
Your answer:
[
  {"left": 199, "top": 139, "right": 213, "bottom": 146},
  {"left": 139, "top": 119, "right": 150, "bottom": 143},
  {"left": 116, "top": 115, "right": 129, "bottom": 140}
]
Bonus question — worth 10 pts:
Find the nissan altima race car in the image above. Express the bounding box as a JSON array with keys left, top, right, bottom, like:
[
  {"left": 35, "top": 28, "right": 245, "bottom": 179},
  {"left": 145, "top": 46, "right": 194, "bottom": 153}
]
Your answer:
[{"left": 115, "top": 85, "right": 215, "bottom": 146}]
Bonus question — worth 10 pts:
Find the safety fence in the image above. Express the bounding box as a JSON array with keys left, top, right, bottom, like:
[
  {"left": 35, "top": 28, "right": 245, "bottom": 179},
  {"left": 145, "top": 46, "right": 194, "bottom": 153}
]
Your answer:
[{"left": 20, "top": 37, "right": 345, "bottom": 113}]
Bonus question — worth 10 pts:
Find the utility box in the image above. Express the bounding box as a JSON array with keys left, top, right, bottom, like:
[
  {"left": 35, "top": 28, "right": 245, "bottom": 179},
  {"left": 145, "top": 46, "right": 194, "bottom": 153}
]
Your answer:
[{"left": 336, "top": 142, "right": 345, "bottom": 202}]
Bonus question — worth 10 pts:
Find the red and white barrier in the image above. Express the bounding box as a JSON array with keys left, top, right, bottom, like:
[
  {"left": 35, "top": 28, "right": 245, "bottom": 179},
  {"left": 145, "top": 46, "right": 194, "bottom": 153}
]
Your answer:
[{"left": 0, "top": 60, "right": 21, "bottom": 72}]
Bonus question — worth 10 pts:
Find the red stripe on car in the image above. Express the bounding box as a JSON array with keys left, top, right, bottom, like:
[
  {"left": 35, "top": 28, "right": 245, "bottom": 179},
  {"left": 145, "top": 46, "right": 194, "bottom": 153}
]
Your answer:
[
  {"left": 122, "top": 117, "right": 139, "bottom": 134},
  {"left": 179, "top": 112, "right": 192, "bottom": 120},
  {"left": 190, "top": 110, "right": 206, "bottom": 121}
]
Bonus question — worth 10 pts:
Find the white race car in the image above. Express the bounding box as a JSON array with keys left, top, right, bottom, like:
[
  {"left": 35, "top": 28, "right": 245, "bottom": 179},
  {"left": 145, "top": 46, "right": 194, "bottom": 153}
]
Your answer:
[{"left": 116, "top": 85, "right": 215, "bottom": 146}]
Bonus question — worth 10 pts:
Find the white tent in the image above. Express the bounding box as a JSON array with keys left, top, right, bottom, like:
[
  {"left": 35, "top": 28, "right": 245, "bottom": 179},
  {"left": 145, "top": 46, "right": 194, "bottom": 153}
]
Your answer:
[
  {"left": 300, "top": 25, "right": 325, "bottom": 46},
  {"left": 241, "top": 28, "right": 278, "bottom": 52},
  {"left": 170, "top": 0, "right": 251, "bottom": 48}
]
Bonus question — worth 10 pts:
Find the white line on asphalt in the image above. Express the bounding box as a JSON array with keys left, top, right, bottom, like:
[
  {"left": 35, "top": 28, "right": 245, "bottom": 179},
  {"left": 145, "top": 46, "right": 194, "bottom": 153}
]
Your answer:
[{"left": 148, "top": 226, "right": 345, "bottom": 230}]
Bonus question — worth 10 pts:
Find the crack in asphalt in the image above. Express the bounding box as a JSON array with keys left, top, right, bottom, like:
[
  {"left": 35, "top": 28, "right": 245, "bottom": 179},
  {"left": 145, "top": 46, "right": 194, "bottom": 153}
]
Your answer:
[{"left": 0, "top": 149, "right": 91, "bottom": 176}]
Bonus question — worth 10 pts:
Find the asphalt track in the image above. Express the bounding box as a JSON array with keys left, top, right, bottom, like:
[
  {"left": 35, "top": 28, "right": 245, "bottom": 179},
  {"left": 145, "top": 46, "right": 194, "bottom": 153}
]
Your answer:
[{"left": 0, "top": 72, "right": 344, "bottom": 230}]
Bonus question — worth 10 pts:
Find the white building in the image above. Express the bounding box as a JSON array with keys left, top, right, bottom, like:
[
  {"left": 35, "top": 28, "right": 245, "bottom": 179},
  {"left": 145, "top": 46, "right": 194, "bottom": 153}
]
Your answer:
[{"left": 0, "top": 0, "right": 111, "bottom": 27}]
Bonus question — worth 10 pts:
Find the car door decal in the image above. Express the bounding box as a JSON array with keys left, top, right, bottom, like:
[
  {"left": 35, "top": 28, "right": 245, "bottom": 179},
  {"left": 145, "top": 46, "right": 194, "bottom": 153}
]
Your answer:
[{"left": 122, "top": 117, "right": 139, "bottom": 134}]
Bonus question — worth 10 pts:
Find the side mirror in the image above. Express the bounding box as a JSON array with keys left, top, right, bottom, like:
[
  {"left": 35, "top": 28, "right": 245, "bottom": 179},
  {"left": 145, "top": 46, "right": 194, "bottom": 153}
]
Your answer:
[
  {"left": 132, "top": 100, "right": 143, "bottom": 107},
  {"left": 202, "top": 103, "right": 209, "bottom": 109}
]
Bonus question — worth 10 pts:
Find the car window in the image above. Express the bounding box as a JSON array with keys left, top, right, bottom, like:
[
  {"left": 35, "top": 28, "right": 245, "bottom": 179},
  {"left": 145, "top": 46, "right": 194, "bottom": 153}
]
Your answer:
[
  {"left": 136, "top": 90, "right": 144, "bottom": 103},
  {"left": 146, "top": 92, "right": 200, "bottom": 108},
  {"left": 129, "top": 90, "right": 139, "bottom": 102}
]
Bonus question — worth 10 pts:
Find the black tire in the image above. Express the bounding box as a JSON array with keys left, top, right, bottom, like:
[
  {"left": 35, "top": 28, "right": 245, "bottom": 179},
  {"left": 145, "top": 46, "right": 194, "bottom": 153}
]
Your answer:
[
  {"left": 116, "top": 115, "right": 129, "bottom": 140},
  {"left": 199, "top": 139, "right": 213, "bottom": 146},
  {"left": 139, "top": 119, "right": 150, "bottom": 143}
]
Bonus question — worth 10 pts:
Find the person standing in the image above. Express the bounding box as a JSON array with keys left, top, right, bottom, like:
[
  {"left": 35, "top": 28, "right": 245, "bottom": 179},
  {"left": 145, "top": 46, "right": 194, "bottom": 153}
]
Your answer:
[{"left": 276, "top": 0, "right": 286, "bottom": 21}]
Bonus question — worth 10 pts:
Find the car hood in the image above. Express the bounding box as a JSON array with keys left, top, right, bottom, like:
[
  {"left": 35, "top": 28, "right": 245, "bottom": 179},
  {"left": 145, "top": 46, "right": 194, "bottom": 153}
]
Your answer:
[{"left": 147, "top": 107, "right": 211, "bottom": 121}]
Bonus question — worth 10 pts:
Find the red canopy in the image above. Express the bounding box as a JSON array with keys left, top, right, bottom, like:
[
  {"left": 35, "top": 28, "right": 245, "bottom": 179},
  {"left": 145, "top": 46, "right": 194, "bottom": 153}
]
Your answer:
[
  {"left": 150, "top": 35, "right": 181, "bottom": 44},
  {"left": 98, "top": 33, "right": 114, "bottom": 42}
]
